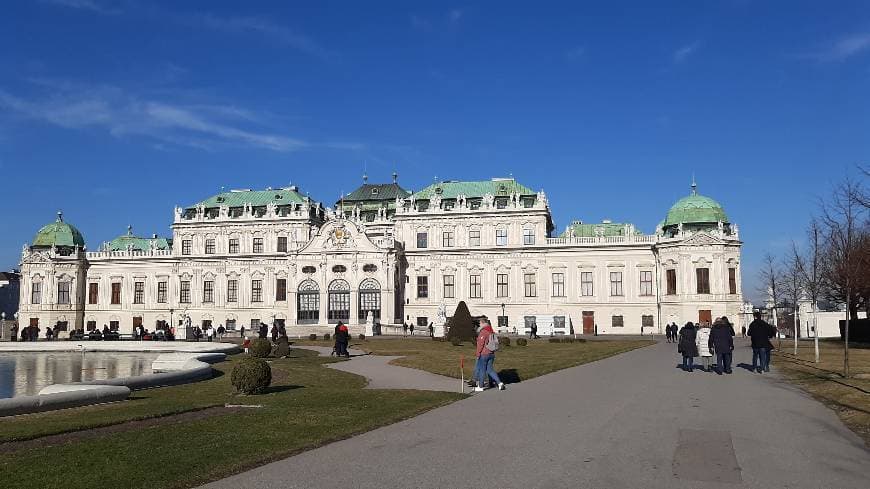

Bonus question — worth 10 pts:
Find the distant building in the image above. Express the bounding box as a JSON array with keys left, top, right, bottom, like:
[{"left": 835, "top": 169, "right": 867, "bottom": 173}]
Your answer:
[
  {"left": 0, "top": 270, "right": 20, "bottom": 319},
  {"left": 16, "top": 175, "right": 743, "bottom": 336}
]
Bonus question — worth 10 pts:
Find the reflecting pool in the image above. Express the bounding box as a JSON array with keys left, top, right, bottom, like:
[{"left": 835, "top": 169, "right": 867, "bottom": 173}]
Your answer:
[{"left": 0, "top": 352, "right": 160, "bottom": 398}]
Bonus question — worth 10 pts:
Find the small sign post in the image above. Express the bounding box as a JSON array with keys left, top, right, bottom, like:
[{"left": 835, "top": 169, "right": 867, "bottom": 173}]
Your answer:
[{"left": 460, "top": 355, "right": 464, "bottom": 393}]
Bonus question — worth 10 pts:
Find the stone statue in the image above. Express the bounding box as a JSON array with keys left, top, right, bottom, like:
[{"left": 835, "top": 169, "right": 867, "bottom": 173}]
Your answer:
[
  {"left": 483, "top": 193, "right": 494, "bottom": 208},
  {"left": 431, "top": 194, "right": 442, "bottom": 210},
  {"left": 266, "top": 202, "right": 277, "bottom": 216},
  {"left": 174, "top": 206, "right": 183, "bottom": 220},
  {"left": 436, "top": 303, "right": 447, "bottom": 325},
  {"left": 717, "top": 220, "right": 724, "bottom": 235},
  {"left": 536, "top": 190, "right": 548, "bottom": 207}
]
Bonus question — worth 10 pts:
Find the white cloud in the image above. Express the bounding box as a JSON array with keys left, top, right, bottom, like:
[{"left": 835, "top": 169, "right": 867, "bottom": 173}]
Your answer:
[
  {"left": 0, "top": 82, "right": 307, "bottom": 152},
  {"left": 190, "top": 13, "right": 334, "bottom": 59},
  {"left": 808, "top": 32, "right": 870, "bottom": 62},
  {"left": 565, "top": 46, "right": 586, "bottom": 60},
  {"left": 672, "top": 42, "right": 701, "bottom": 64},
  {"left": 43, "top": 0, "right": 120, "bottom": 15},
  {"left": 449, "top": 9, "right": 463, "bottom": 24}
]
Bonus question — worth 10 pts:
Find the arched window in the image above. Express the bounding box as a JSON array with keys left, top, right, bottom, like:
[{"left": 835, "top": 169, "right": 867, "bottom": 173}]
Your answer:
[
  {"left": 358, "top": 278, "right": 381, "bottom": 321},
  {"left": 297, "top": 279, "right": 320, "bottom": 325},
  {"left": 328, "top": 279, "right": 351, "bottom": 323}
]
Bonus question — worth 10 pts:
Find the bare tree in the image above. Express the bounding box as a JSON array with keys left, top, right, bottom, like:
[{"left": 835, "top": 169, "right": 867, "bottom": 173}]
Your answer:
[
  {"left": 819, "top": 177, "right": 869, "bottom": 377},
  {"left": 794, "top": 219, "right": 824, "bottom": 362},
  {"left": 782, "top": 246, "right": 804, "bottom": 355},
  {"left": 758, "top": 252, "right": 783, "bottom": 350}
]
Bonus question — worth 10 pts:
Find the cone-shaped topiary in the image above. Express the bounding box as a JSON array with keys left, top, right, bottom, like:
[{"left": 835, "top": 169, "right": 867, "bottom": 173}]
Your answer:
[
  {"left": 249, "top": 338, "right": 272, "bottom": 358},
  {"left": 231, "top": 357, "right": 272, "bottom": 394},
  {"left": 274, "top": 336, "right": 290, "bottom": 357},
  {"left": 446, "top": 301, "right": 477, "bottom": 341}
]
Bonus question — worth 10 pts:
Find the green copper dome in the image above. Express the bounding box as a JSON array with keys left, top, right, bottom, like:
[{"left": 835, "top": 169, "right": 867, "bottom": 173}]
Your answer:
[
  {"left": 33, "top": 212, "right": 86, "bottom": 248},
  {"left": 105, "top": 225, "right": 171, "bottom": 252},
  {"left": 663, "top": 183, "right": 728, "bottom": 227}
]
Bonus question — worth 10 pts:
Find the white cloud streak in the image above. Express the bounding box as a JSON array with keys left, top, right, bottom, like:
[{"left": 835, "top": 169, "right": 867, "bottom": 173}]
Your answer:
[
  {"left": 43, "top": 0, "right": 121, "bottom": 15},
  {"left": 190, "top": 13, "right": 335, "bottom": 59},
  {"left": 672, "top": 41, "right": 701, "bottom": 64},
  {"left": 808, "top": 32, "right": 870, "bottom": 62},
  {"left": 0, "top": 82, "right": 306, "bottom": 152}
]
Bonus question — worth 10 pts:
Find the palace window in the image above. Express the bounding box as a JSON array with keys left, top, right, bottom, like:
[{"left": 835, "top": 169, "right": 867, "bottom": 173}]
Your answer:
[
  {"left": 469, "top": 274, "right": 482, "bottom": 298},
  {"left": 417, "top": 276, "right": 428, "bottom": 298},
  {"left": 252, "top": 238, "right": 264, "bottom": 253},
  {"left": 228, "top": 238, "right": 239, "bottom": 254},
  {"left": 524, "top": 273, "right": 537, "bottom": 297},
  {"left": 666, "top": 269, "right": 677, "bottom": 295},
  {"left": 180, "top": 281, "right": 191, "bottom": 303},
  {"left": 227, "top": 280, "right": 238, "bottom": 302},
  {"left": 276, "top": 278, "right": 287, "bottom": 301},
  {"left": 203, "top": 281, "right": 214, "bottom": 303},
  {"left": 609, "top": 272, "right": 623, "bottom": 297},
  {"left": 205, "top": 238, "right": 215, "bottom": 255},
  {"left": 552, "top": 272, "right": 565, "bottom": 297},
  {"left": 134, "top": 281, "right": 145, "bottom": 304},
  {"left": 157, "top": 281, "right": 167, "bottom": 303},
  {"left": 251, "top": 280, "right": 263, "bottom": 302},
  {"left": 443, "top": 274, "right": 455, "bottom": 299},
  {"left": 496, "top": 199, "right": 507, "bottom": 209},
  {"left": 182, "top": 240, "right": 191, "bottom": 255},
  {"left": 612, "top": 315, "right": 624, "bottom": 327},
  {"left": 496, "top": 229, "right": 507, "bottom": 246},
  {"left": 523, "top": 228, "right": 535, "bottom": 245},
  {"left": 358, "top": 278, "right": 381, "bottom": 321},
  {"left": 57, "top": 282, "right": 70, "bottom": 305},
  {"left": 442, "top": 231, "right": 454, "bottom": 247},
  {"left": 31, "top": 282, "right": 41, "bottom": 304},
  {"left": 111, "top": 282, "right": 121, "bottom": 304},
  {"left": 363, "top": 264, "right": 377, "bottom": 273},
  {"left": 580, "top": 271, "right": 594, "bottom": 296},
  {"left": 88, "top": 283, "right": 98, "bottom": 304},
  {"left": 297, "top": 279, "right": 319, "bottom": 324},
  {"left": 496, "top": 273, "right": 509, "bottom": 298},
  {"left": 728, "top": 268, "right": 737, "bottom": 295},
  {"left": 277, "top": 236, "right": 288, "bottom": 253},
  {"left": 328, "top": 280, "right": 350, "bottom": 323},
  {"left": 696, "top": 268, "right": 710, "bottom": 294},
  {"left": 416, "top": 232, "right": 428, "bottom": 249},
  {"left": 642, "top": 315, "right": 654, "bottom": 328},
  {"left": 639, "top": 270, "right": 653, "bottom": 296},
  {"left": 469, "top": 229, "right": 481, "bottom": 247}
]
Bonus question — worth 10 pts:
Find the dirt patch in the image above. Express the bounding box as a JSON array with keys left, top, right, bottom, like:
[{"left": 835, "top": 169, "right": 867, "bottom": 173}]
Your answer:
[{"left": 0, "top": 405, "right": 248, "bottom": 454}]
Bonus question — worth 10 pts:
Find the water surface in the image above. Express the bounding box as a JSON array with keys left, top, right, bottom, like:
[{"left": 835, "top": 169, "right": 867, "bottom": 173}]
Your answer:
[{"left": 0, "top": 352, "right": 160, "bottom": 398}]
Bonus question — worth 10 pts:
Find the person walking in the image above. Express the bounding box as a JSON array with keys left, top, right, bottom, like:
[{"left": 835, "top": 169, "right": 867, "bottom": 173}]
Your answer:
[
  {"left": 722, "top": 316, "right": 735, "bottom": 337},
  {"left": 10, "top": 323, "right": 17, "bottom": 342},
  {"left": 747, "top": 311, "right": 775, "bottom": 373},
  {"left": 741, "top": 325, "right": 747, "bottom": 338},
  {"left": 474, "top": 318, "right": 505, "bottom": 392},
  {"left": 258, "top": 322, "right": 267, "bottom": 340},
  {"left": 710, "top": 318, "right": 734, "bottom": 374},
  {"left": 409, "top": 323, "right": 415, "bottom": 336},
  {"left": 696, "top": 322, "right": 713, "bottom": 372},
  {"left": 428, "top": 322, "right": 434, "bottom": 337},
  {"left": 335, "top": 322, "right": 350, "bottom": 358},
  {"left": 270, "top": 324, "right": 278, "bottom": 343},
  {"left": 678, "top": 322, "right": 698, "bottom": 372},
  {"left": 402, "top": 322, "right": 408, "bottom": 337},
  {"left": 206, "top": 325, "right": 214, "bottom": 342},
  {"left": 665, "top": 323, "right": 673, "bottom": 343}
]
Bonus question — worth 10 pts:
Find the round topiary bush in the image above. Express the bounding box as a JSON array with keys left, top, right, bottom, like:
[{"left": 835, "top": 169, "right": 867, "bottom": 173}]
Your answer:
[
  {"left": 561, "top": 337, "right": 575, "bottom": 343},
  {"left": 450, "top": 337, "right": 463, "bottom": 346},
  {"left": 516, "top": 338, "right": 528, "bottom": 346},
  {"left": 358, "top": 334, "right": 366, "bottom": 340},
  {"left": 500, "top": 336, "right": 511, "bottom": 347},
  {"left": 324, "top": 333, "right": 331, "bottom": 341},
  {"left": 231, "top": 358, "right": 272, "bottom": 395},
  {"left": 548, "top": 337, "right": 561, "bottom": 343},
  {"left": 309, "top": 333, "right": 317, "bottom": 341},
  {"left": 248, "top": 338, "right": 272, "bottom": 358}
]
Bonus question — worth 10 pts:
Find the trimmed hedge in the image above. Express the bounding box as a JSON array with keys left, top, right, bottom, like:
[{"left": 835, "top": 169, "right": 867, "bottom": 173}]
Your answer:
[
  {"left": 231, "top": 358, "right": 272, "bottom": 395},
  {"left": 309, "top": 333, "right": 317, "bottom": 341},
  {"left": 548, "top": 337, "right": 561, "bottom": 343},
  {"left": 500, "top": 336, "right": 511, "bottom": 347},
  {"left": 358, "top": 334, "right": 366, "bottom": 340},
  {"left": 516, "top": 338, "right": 528, "bottom": 346},
  {"left": 248, "top": 338, "right": 272, "bottom": 358},
  {"left": 323, "top": 333, "right": 331, "bottom": 340},
  {"left": 450, "top": 337, "right": 463, "bottom": 346}
]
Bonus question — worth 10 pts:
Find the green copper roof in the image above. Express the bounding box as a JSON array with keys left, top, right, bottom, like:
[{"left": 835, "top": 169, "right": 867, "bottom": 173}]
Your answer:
[
  {"left": 560, "top": 221, "right": 641, "bottom": 238},
  {"left": 192, "top": 188, "right": 306, "bottom": 209},
  {"left": 412, "top": 178, "right": 535, "bottom": 200},
  {"left": 105, "top": 226, "right": 171, "bottom": 252},
  {"left": 663, "top": 183, "right": 728, "bottom": 227},
  {"left": 33, "top": 212, "right": 85, "bottom": 248}
]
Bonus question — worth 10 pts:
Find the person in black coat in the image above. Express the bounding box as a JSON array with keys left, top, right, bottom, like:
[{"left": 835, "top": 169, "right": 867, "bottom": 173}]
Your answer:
[
  {"left": 747, "top": 312, "right": 775, "bottom": 373},
  {"left": 710, "top": 319, "right": 734, "bottom": 374},
  {"left": 258, "top": 323, "right": 267, "bottom": 339},
  {"left": 678, "top": 322, "right": 699, "bottom": 371}
]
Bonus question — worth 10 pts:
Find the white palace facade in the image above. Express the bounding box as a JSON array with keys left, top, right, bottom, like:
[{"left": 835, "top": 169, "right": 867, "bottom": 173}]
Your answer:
[{"left": 17, "top": 175, "right": 744, "bottom": 337}]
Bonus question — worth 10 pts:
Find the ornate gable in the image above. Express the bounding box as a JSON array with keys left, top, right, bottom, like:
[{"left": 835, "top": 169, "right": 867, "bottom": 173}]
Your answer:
[
  {"left": 681, "top": 233, "right": 723, "bottom": 246},
  {"left": 297, "top": 219, "right": 383, "bottom": 255}
]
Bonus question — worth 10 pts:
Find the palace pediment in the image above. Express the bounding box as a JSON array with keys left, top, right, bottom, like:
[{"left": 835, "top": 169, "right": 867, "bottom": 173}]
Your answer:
[{"left": 297, "top": 219, "right": 383, "bottom": 255}]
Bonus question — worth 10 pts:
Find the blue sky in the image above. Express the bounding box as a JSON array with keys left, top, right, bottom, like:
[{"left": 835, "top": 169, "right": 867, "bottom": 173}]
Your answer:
[{"left": 1, "top": 1, "right": 869, "bottom": 301}]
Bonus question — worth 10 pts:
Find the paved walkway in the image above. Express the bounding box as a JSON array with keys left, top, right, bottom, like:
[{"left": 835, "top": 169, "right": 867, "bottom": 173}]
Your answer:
[
  {"left": 202, "top": 340, "right": 870, "bottom": 489},
  {"left": 293, "top": 345, "right": 461, "bottom": 392}
]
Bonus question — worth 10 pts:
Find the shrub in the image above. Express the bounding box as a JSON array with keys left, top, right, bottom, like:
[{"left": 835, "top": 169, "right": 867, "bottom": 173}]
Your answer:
[
  {"left": 323, "top": 333, "right": 330, "bottom": 341},
  {"left": 450, "top": 337, "right": 463, "bottom": 346},
  {"left": 309, "top": 333, "right": 317, "bottom": 341},
  {"left": 358, "top": 334, "right": 366, "bottom": 340},
  {"left": 446, "top": 301, "right": 477, "bottom": 342},
  {"left": 576, "top": 338, "right": 587, "bottom": 343},
  {"left": 500, "top": 336, "right": 511, "bottom": 347},
  {"left": 248, "top": 338, "right": 272, "bottom": 358},
  {"left": 561, "top": 337, "right": 575, "bottom": 343},
  {"left": 231, "top": 358, "right": 272, "bottom": 395},
  {"left": 274, "top": 336, "right": 290, "bottom": 357},
  {"left": 548, "top": 337, "right": 561, "bottom": 343},
  {"left": 516, "top": 338, "right": 528, "bottom": 346}
]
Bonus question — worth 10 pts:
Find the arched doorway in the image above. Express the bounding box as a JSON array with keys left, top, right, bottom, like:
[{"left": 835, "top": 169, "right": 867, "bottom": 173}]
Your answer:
[
  {"left": 328, "top": 279, "right": 350, "bottom": 323},
  {"left": 297, "top": 279, "right": 320, "bottom": 325},
  {"left": 358, "top": 278, "right": 381, "bottom": 322}
]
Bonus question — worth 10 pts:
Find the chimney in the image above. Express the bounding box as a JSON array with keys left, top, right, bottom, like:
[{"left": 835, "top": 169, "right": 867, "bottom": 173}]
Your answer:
[{"left": 392, "top": 172, "right": 398, "bottom": 184}]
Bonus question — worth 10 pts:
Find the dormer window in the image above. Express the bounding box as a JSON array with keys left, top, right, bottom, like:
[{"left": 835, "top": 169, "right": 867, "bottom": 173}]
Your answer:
[
  {"left": 216, "top": 196, "right": 225, "bottom": 203},
  {"left": 434, "top": 187, "right": 443, "bottom": 195},
  {"left": 371, "top": 188, "right": 379, "bottom": 196},
  {"left": 275, "top": 194, "right": 283, "bottom": 200}
]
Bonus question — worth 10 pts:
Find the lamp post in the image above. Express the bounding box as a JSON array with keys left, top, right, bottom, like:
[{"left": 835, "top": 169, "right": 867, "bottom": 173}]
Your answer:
[
  {"left": 169, "top": 308, "right": 174, "bottom": 330},
  {"left": 500, "top": 303, "right": 506, "bottom": 333}
]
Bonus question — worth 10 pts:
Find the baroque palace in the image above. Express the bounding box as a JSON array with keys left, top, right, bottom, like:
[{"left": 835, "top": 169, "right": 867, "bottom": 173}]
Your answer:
[{"left": 17, "top": 174, "right": 743, "bottom": 337}]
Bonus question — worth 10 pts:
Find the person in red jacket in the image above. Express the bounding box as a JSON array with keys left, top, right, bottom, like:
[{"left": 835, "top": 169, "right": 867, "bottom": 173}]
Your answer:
[{"left": 474, "top": 318, "right": 505, "bottom": 392}]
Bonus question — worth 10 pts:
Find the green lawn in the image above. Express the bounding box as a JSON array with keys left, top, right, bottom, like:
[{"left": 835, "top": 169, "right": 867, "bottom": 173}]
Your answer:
[
  {"left": 305, "top": 337, "right": 654, "bottom": 382},
  {"left": 0, "top": 349, "right": 462, "bottom": 489}
]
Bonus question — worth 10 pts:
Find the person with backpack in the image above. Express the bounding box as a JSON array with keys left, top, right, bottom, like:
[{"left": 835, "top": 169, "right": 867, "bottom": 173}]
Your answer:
[
  {"left": 747, "top": 311, "right": 775, "bottom": 373},
  {"left": 677, "top": 321, "right": 698, "bottom": 372},
  {"left": 710, "top": 318, "right": 734, "bottom": 374},
  {"left": 474, "top": 318, "right": 505, "bottom": 392},
  {"left": 335, "top": 322, "right": 350, "bottom": 357}
]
